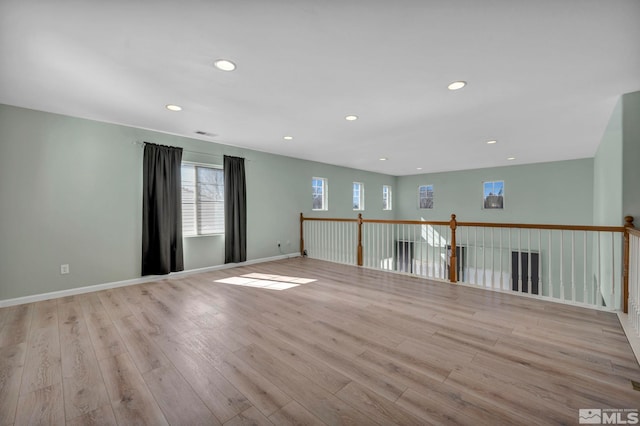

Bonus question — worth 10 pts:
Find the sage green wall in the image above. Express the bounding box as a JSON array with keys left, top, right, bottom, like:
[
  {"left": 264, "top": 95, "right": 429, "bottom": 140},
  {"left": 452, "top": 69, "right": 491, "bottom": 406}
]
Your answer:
[
  {"left": 593, "top": 98, "right": 623, "bottom": 226},
  {"left": 0, "top": 104, "right": 395, "bottom": 300},
  {"left": 396, "top": 159, "right": 594, "bottom": 224},
  {"left": 622, "top": 91, "right": 640, "bottom": 221}
]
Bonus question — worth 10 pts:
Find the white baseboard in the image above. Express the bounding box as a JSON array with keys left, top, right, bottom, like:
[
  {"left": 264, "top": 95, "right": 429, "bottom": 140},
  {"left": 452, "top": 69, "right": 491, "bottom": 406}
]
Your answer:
[
  {"left": 0, "top": 253, "right": 300, "bottom": 308},
  {"left": 617, "top": 311, "right": 640, "bottom": 366}
]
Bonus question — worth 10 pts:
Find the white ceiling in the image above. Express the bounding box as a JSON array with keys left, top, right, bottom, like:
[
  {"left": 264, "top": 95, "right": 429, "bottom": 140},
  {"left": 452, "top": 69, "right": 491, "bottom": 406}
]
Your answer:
[{"left": 1, "top": 0, "right": 639, "bottom": 176}]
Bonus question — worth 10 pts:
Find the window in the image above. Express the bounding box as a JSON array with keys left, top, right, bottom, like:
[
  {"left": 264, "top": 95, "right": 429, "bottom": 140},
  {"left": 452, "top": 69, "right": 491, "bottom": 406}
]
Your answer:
[
  {"left": 383, "top": 185, "right": 392, "bottom": 210},
  {"left": 312, "top": 177, "right": 328, "bottom": 210},
  {"left": 353, "top": 182, "right": 364, "bottom": 210},
  {"left": 483, "top": 180, "right": 504, "bottom": 209},
  {"left": 418, "top": 184, "right": 434, "bottom": 209},
  {"left": 182, "top": 163, "right": 224, "bottom": 236}
]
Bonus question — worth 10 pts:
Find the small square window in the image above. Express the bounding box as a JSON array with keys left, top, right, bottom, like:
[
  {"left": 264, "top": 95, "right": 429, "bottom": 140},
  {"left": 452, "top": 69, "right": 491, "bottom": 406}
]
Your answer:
[
  {"left": 353, "top": 182, "right": 364, "bottom": 210},
  {"left": 383, "top": 185, "right": 392, "bottom": 210},
  {"left": 483, "top": 180, "right": 504, "bottom": 209},
  {"left": 312, "top": 177, "right": 328, "bottom": 210},
  {"left": 418, "top": 184, "right": 434, "bottom": 209}
]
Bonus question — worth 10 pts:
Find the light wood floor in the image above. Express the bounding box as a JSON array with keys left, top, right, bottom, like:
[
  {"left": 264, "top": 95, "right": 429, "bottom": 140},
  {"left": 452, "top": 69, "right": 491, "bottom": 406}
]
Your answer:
[{"left": 1, "top": 257, "right": 639, "bottom": 425}]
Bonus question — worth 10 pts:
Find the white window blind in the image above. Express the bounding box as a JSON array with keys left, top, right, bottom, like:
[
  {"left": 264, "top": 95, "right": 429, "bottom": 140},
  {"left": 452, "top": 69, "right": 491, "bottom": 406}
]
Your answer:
[{"left": 182, "top": 163, "right": 224, "bottom": 236}]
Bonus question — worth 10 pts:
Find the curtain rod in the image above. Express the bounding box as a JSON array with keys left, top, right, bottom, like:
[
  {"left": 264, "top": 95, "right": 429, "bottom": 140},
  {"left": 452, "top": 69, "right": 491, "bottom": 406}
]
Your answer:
[{"left": 132, "top": 141, "right": 250, "bottom": 161}]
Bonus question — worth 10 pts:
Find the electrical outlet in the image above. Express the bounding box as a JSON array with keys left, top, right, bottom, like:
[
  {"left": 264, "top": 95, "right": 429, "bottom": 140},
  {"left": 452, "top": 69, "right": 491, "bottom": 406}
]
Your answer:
[{"left": 60, "top": 264, "right": 70, "bottom": 275}]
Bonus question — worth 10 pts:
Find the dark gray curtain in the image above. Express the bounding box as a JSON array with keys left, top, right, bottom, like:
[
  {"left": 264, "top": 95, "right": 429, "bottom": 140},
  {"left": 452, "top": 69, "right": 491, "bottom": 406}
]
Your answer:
[
  {"left": 224, "top": 155, "right": 247, "bottom": 263},
  {"left": 142, "top": 143, "right": 184, "bottom": 275}
]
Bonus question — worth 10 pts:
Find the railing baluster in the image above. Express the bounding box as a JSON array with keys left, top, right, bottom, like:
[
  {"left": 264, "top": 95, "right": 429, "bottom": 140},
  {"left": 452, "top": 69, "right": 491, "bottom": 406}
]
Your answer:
[
  {"left": 538, "top": 229, "right": 542, "bottom": 296},
  {"left": 549, "top": 231, "right": 553, "bottom": 298},
  {"left": 560, "top": 230, "right": 565, "bottom": 301},
  {"left": 518, "top": 229, "right": 522, "bottom": 293},
  {"left": 509, "top": 228, "right": 512, "bottom": 291},
  {"left": 475, "top": 227, "right": 479, "bottom": 285},
  {"left": 527, "top": 229, "right": 532, "bottom": 295},
  {"left": 583, "top": 230, "right": 587, "bottom": 304},
  {"left": 571, "top": 231, "right": 576, "bottom": 303},
  {"left": 499, "top": 228, "right": 503, "bottom": 290},
  {"left": 597, "top": 231, "right": 601, "bottom": 307},
  {"left": 611, "top": 232, "right": 616, "bottom": 306}
]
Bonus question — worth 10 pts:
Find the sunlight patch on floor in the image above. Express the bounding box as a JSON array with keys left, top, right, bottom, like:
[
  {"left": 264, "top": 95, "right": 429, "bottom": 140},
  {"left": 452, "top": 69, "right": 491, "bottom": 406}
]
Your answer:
[{"left": 214, "top": 273, "right": 317, "bottom": 290}]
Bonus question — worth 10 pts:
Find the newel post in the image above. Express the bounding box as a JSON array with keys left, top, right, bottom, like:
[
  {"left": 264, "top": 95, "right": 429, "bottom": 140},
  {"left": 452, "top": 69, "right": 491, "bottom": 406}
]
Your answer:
[
  {"left": 449, "top": 214, "right": 458, "bottom": 283},
  {"left": 300, "top": 213, "right": 305, "bottom": 257},
  {"left": 623, "top": 215, "right": 634, "bottom": 313},
  {"left": 357, "top": 213, "right": 363, "bottom": 266}
]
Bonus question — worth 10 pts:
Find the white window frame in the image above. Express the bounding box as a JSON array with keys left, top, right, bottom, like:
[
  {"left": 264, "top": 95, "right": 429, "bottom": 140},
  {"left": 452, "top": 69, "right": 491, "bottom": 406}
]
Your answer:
[
  {"left": 312, "top": 177, "right": 328, "bottom": 211},
  {"left": 181, "top": 162, "right": 224, "bottom": 237},
  {"left": 383, "top": 185, "right": 392, "bottom": 210},
  {"left": 418, "top": 184, "right": 434, "bottom": 209},
  {"left": 353, "top": 182, "right": 364, "bottom": 211}
]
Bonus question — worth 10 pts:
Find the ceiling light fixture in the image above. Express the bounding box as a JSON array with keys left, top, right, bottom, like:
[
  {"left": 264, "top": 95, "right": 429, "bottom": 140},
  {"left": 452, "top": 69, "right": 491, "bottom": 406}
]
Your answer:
[
  {"left": 214, "top": 59, "right": 236, "bottom": 71},
  {"left": 447, "top": 81, "right": 467, "bottom": 91},
  {"left": 379, "top": 157, "right": 387, "bottom": 161},
  {"left": 283, "top": 136, "right": 293, "bottom": 140},
  {"left": 416, "top": 167, "right": 423, "bottom": 170},
  {"left": 345, "top": 115, "right": 358, "bottom": 121},
  {"left": 507, "top": 157, "right": 516, "bottom": 160},
  {"left": 486, "top": 140, "right": 497, "bottom": 144},
  {"left": 166, "top": 104, "right": 182, "bottom": 111}
]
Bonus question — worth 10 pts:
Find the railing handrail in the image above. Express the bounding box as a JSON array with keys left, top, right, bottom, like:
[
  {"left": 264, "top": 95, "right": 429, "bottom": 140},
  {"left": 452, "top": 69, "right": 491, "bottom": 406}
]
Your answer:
[
  {"left": 300, "top": 216, "right": 359, "bottom": 223},
  {"left": 300, "top": 212, "right": 635, "bottom": 313},
  {"left": 457, "top": 222, "right": 625, "bottom": 232},
  {"left": 627, "top": 227, "right": 640, "bottom": 238},
  {"left": 301, "top": 214, "right": 626, "bottom": 232}
]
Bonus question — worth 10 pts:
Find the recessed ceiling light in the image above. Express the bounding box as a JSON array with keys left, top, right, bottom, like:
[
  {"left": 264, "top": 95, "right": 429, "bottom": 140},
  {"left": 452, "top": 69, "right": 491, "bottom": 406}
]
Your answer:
[
  {"left": 486, "top": 140, "right": 497, "bottom": 144},
  {"left": 345, "top": 115, "right": 358, "bottom": 121},
  {"left": 416, "top": 167, "right": 423, "bottom": 170},
  {"left": 379, "top": 157, "right": 388, "bottom": 161},
  {"left": 214, "top": 59, "right": 236, "bottom": 71},
  {"left": 166, "top": 104, "right": 182, "bottom": 111},
  {"left": 283, "top": 136, "right": 293, "bottom": 140},
  {"left": 447, "top": 81, "right": 467, "bottom": 91},
  {"left": 507, "top": 157, "right": 516, "bottom": 160}
]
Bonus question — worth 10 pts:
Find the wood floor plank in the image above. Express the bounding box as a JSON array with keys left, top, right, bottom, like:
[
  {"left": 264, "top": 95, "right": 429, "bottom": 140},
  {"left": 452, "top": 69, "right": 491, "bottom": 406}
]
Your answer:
[
  {"left": 335, "top": 381, "right": 425, "bottom": 426},
  {"left": 20, "top": 325, "right": 62, "bottom": 395},
  {"left": 191, "top": 336, "right": 292, "bottom": 417},
  {"left": 273, "top": 326, "right": 408, "bottom": 402},
  {"left": 31, "top": 300, "right": 59, "bottom": 330},
  {"left": 0, "top": 304, "right": 32, "bottom": 348},
  {"left": 144, "top": 365, "right": 221, "bottom": 426},
  {"left": 97, "top": 290, "right": 133, "bottom": 322},
  {"left": 224, "top": 406, "right": 273, "bottom": 426},
  {"left": 66, "top": 404, "right": 117, "bottom": 426},
  {"left": 1, "top": 257, "right": 639, "bottom": 424},
  {"left": 154, "top": 333, "right": 252, "bottom": 422},
  {"left": 58, "top": 300, "right": 110, "bottom": 420},
  {"left": 446, "top": 365, "right": 575, "bottom": 424},
  {"left": 113, "top": 314, "right": 170, "bottom": 373},
  {"left": 98, "top": 352, "right": 168, "bottom": 425},
  {"left": 268, "top": 400, "right": 327, "bottom": 426},
  {"left": 14, "top": 383, "right": 65, "bottom": 426},
  {"left": 232, "top": 322, "right": 351, "bottom": 394},
  {"left": 0, "top": 343, "right": 26, "bottom": 426},
  {"left": 233, "top": 343, "right": 378, "bottom": 426},
  {"left": 83, "top": 309, "right": 126, "bottom": 361}
]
